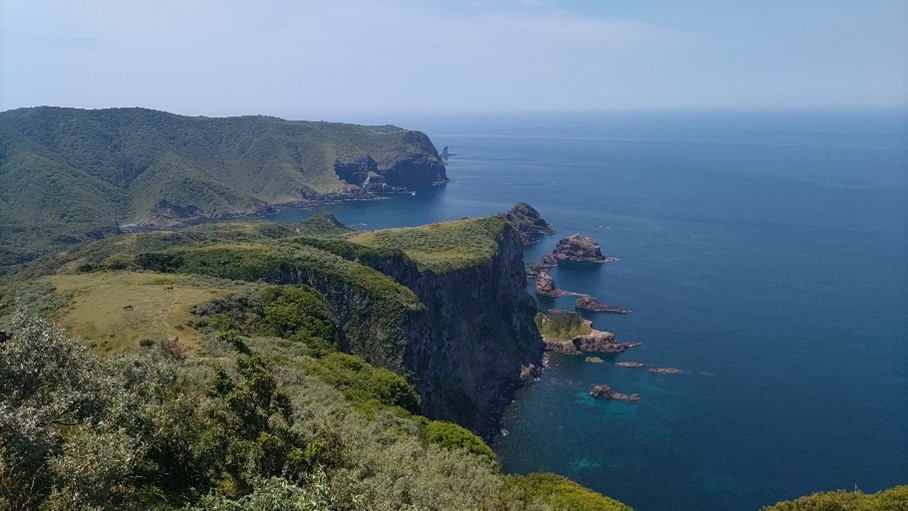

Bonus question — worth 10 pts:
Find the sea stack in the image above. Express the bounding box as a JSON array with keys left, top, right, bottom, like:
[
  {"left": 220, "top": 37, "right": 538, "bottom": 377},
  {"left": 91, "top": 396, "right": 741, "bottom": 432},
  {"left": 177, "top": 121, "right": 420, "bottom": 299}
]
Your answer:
[{"left": 552, "top": 234, "right": 617, "bottom": 263}]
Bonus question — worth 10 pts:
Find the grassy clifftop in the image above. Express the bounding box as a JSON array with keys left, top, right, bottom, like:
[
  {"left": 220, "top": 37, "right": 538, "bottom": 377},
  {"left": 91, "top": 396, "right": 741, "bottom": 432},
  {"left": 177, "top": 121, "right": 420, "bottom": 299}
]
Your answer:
[
  {"left": 0, "top": 107, "right": 445, "bottom": 270},
  {"left": 348, "top": 215, "right": 509, "bottom": 273}
]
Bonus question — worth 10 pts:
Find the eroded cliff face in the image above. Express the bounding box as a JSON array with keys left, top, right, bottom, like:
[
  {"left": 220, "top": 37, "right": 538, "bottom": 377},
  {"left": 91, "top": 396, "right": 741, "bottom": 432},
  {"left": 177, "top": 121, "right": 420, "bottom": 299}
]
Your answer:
[
  {"left": 331, "top": 132, "right": 449, "bottom": 198},
  {"left": 343, "top": 226, "right": 542, "bottom": 438},
  {"left": 395, "top": 227, "right": 543, "bottom": 437}
]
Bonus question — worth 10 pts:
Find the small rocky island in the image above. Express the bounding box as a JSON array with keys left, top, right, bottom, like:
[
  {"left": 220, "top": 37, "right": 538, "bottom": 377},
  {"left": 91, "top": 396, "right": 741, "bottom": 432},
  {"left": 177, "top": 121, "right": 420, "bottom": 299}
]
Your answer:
[
  {"left": 552, "top": 234, "right": 617, "bottom": 263},
  {"left": 575, "top": 294, "right": 630, "bottom": 314},
  {"left": 537, "top": 310, "right": 641, "bottom": 354},
  {"left": 615, "top": 361, "right": 644, "bottom": 368},
  {"left": 505, "top": 202, "right": 556, "bottom": 245},
  {"left": 590, "top": 384, "right": 640, "bottom": 402},
  {"left": 649, "top": 367, "right": 684, "bottom": 375}
]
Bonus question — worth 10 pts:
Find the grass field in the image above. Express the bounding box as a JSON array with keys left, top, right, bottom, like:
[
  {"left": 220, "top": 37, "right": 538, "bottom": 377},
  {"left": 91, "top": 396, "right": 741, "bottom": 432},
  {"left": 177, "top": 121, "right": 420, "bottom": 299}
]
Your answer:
[
  {"left": 348, "top": 216, "right": 507, "bottom": 273},
  {"left": 45, "top": 271, "right": 242, "bottom": 355}
]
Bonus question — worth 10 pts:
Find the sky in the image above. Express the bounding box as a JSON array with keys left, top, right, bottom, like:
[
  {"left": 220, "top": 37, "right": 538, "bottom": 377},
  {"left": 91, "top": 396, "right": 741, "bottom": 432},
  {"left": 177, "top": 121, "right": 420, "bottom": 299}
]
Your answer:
[{"left": 1, "top": 0, "right": 906, "bottom": 120}]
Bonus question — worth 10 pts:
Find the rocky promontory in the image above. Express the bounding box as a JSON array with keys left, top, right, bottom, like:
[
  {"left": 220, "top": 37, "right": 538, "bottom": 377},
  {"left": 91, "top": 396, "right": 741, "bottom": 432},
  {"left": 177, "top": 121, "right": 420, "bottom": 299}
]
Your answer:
[
  {"left": 505, "top": 202, "right": 556, "bottom": 245},
  {"left": 590, "top": 384, "right": 640, "bottom": 402},
  {"left": 552, "top": 234, "right": 617, "bottom": 263},
  {"left": 575, "top": 294, "right": 630, "bottom": 314}
]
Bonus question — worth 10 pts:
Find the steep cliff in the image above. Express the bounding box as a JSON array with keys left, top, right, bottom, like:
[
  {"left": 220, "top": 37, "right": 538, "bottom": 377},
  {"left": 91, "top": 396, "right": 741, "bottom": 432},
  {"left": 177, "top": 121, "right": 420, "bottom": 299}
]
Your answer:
[
  {"left": 315, "top": 217, "right": 545, "bottom": 436},
  {"left": 34, "top": 213, "right": 541, "bottom": 439},
  {"left": 371, "top": 224, "right": 544, "bottom": 437}
]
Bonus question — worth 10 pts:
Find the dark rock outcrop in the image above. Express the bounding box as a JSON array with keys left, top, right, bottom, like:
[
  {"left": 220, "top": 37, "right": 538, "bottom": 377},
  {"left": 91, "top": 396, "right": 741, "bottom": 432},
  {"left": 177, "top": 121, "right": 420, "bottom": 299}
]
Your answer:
[
  {"left": 535, "top": 271, "right": 567, "bottom": 297},
  {"left": 379, "top": 131, "right": 450, "bottom": 188},
  {"left": 505, "top": 202, "right": 555, "bottom": 245},
  {"left": 330, "top": 146, "right": 446, "bottom": 200},
  {"left": 573, "top": 330, "right": 619, "bottom": 352},
  {"left": 590, "top": 384, "right": 640, "bottom": 402},
  {"left": 543, "top": 328, "right": 640, "bottom": 355},
  {"left": 575, "top": 294, "right": 630, "bottom": 314},
  {"left": 552, "top": 234, "right": 617, "bottom": 263},
  {"left": 526, "top": 254, "right": 558, "bottom": 277}
]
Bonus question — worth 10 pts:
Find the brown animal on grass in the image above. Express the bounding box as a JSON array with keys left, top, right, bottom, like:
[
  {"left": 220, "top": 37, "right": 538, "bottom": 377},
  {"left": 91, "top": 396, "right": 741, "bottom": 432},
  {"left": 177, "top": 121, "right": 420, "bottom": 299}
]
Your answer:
[{"left": 122, "top": 304, "right": 133, "bottom": 311}]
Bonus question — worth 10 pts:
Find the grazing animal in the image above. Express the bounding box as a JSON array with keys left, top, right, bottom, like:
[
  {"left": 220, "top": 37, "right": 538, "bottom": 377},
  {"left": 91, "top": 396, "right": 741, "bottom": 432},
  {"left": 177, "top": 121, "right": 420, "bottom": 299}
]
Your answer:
[
  {"left": 122, "top": 304, "right": 134, "bottom": 311},
  {"left": 0, "top": 331, "right": 11, "bottom": 344},
  {"left": 163, "top": 286, "right": 174, "bottom": 291}
]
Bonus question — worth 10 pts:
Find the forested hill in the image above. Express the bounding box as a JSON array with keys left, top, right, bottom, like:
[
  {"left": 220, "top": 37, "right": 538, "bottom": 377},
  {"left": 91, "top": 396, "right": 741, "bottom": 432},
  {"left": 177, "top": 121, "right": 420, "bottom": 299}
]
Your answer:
[{"left": 0, "top": 107, "right": 447, "bottom": 270}]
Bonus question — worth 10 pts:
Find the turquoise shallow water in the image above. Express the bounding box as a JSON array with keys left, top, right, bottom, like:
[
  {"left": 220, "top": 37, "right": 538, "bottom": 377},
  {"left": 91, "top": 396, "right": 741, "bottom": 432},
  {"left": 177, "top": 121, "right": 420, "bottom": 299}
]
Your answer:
[{"left": 270, "top": 111, "right": 908, "bottom": 511}]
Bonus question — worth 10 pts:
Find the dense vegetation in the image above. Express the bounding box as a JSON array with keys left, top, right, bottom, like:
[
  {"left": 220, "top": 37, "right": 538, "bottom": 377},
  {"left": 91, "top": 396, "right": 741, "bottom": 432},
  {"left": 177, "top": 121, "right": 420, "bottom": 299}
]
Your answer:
[
  {"left": 348, "top": 216, "right": 509, "bottom": 273},
  {"left": 0, "top": 107, "right": 445, "bottom": 271},
  {"left": 760, "top": 485, "right": 908, "bottom": 510},
  {"left": 0, "top": 307, "right": 634, "bottom": 510}
]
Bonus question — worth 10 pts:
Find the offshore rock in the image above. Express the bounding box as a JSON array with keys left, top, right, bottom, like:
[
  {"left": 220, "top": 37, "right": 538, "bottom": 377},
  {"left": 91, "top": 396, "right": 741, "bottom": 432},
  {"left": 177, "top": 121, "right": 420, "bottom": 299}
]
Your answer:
[
  {"left": 585, "top": 356, "right": 606, "bottom": 364},
  {"left": 649, "top": 367, "right": 684, "bottom": 375},
  {"left": 543, "top": 329, "right": 640, "bottom": 355},
  {"left": 505, "top": 202, "right": 556, "bottom": 245},
  {"left": 615, "top": 361, "right": 644, "bottom": 368},
  {"left": 535, "top": 271, "right": 568, "bottom": 297},
  {"left": 575, "top": 294, "right": 630, "bottom": 314},
  {"left": 590, "top": 384, "right": 640, "bottom": 402},
  {"left": 552, "top": 234, "right": 617, "bottom": 263}
]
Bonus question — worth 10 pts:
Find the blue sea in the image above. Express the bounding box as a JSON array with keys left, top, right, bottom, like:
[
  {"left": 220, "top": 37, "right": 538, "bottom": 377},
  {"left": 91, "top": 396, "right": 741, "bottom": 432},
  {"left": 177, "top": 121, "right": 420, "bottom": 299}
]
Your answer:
[{"left": 270, "top": 111, "right": 908, "bottom": 511}]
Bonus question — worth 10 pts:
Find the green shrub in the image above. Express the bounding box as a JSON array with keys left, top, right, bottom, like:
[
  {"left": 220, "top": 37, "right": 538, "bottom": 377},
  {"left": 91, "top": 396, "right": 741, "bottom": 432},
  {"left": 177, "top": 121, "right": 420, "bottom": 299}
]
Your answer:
[
  {"left": 423, "top": 420, "right": 496, "bottom": 463},
  {"left": 505, "top": 472, "right": 634, "bottom": 511},
  {"left": 761, "top": 485, "right": 908, "bottom": 511}
]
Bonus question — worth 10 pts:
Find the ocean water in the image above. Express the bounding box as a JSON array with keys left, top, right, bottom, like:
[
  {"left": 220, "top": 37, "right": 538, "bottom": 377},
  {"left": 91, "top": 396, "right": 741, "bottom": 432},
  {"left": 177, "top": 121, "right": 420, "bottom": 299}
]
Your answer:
[{"left": 270, "top": 111, "right": 908, "bottom": 511}]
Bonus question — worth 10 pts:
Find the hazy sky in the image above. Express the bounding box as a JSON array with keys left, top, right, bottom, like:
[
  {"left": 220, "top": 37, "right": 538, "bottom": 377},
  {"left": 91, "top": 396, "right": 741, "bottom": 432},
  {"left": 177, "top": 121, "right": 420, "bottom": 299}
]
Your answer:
[{"left": 1, "top": 0, "right": 906, "bottom": 119}]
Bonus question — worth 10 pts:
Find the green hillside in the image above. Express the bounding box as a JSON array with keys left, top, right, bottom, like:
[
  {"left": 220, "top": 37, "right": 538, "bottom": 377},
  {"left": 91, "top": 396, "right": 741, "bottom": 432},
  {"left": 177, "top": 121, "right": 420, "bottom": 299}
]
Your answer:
[
  {"left": 0, "top": 213, "right": 633, "bottom": 510},
  {"left": 0, "top": 107, "right": 446, "bottom": 270}
]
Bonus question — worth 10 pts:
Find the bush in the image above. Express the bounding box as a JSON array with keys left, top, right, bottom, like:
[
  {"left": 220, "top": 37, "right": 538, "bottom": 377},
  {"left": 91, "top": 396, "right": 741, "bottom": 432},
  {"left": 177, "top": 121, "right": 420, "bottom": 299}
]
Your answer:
[{"left": 423, "top": 420, "right": 496, "bottom": 463}]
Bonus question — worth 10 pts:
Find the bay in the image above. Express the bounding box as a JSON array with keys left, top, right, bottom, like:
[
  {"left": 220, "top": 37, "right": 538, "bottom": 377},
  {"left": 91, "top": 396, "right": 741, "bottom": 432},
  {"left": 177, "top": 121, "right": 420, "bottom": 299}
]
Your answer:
[{"left": 270, "top": 111, "right": 908, "bottom": 511}]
